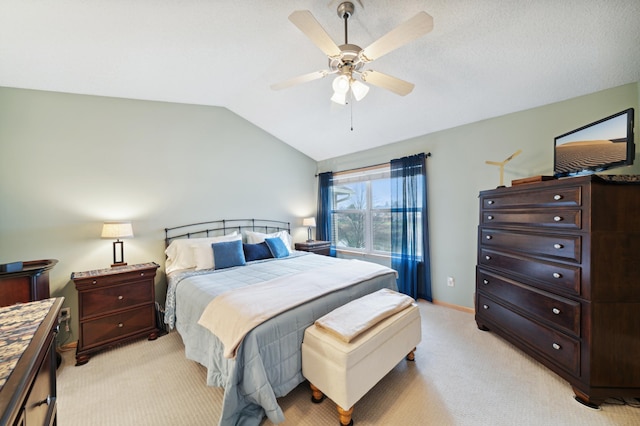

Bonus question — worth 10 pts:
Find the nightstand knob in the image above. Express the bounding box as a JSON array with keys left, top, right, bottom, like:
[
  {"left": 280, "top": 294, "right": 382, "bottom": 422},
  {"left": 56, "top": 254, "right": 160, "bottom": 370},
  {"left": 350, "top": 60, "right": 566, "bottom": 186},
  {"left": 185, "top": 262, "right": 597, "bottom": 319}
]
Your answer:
[
  {"left": 140, "top": 272, "right": 144, "bottom": 276},
  {"left": 553, "top": 194, "right": 563, "bottom": 201},
  {"left": 554, "top": 243, "right": 563, "bottom": 249},
  {"left": 553, "top": 272, "right": 562, "bottom": 279},
  {"left": 552, "top": 343, "right": 561, "bottom": 350},
  {"left": 552, "top": 307, "right": 561, "bottom": 315},
  {"left": 92, "top": 280, "right": 97, "bottom": 285},
  {"left": 118, "top": 323, "right": 124, "bottom": 328},
  {"left": 118, "top": 295, "right": 124, "bottom": 300},
  {"left": 553, "top": 216, "right": 563, "bottom": 222}
]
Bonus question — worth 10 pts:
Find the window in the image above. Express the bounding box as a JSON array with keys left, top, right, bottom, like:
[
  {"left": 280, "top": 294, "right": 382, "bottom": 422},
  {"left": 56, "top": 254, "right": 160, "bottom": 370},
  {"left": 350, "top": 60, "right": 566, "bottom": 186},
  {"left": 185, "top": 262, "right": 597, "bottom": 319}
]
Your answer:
[{"left": 331, "top": 165, "right": 392, "bottom": 255}]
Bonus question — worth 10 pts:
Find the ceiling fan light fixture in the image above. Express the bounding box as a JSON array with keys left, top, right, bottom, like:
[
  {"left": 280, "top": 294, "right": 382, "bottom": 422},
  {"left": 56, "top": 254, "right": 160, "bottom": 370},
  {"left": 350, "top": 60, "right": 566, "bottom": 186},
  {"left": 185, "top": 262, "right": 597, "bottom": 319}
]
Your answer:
[
  {"left": 330, "top": 91, "right": 347, "bottom": 105},
  {"left": 350, "top": 79, "right": 369, "bottom": 101},
  {"left": 332, "top": 75, "right": 350, "bottom": 94}
]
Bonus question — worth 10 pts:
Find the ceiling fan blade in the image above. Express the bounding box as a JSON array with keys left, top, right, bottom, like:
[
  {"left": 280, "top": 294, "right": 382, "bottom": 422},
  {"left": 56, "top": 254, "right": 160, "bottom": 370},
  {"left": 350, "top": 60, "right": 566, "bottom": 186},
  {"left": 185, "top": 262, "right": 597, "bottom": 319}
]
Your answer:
[
  {"left": 270, "top": 70, "right": 329, "bottom": 91},
  {"left": 361, "top": 70, "right": 415, "bottom": 96},
  {"left": 289, "top": 10, "right": 342, "bottom": 58},
  {"left": 361, "top": 12, "right": 434, "bottom": 62}
]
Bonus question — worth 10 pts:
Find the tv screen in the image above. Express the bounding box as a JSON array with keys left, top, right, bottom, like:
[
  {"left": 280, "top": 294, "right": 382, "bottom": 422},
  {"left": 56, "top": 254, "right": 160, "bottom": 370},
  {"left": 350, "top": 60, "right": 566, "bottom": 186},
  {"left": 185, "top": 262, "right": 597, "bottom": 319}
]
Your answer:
[{"left": 553, "top": 108, "right": 635, "bottom": 178}]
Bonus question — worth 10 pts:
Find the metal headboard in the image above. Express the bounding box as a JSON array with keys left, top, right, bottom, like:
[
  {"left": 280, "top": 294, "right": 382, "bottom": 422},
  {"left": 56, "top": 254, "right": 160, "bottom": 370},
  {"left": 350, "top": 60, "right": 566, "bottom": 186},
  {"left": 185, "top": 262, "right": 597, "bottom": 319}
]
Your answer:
[{"left": 164, "top": 219, "right": 291, "bottom": 247}]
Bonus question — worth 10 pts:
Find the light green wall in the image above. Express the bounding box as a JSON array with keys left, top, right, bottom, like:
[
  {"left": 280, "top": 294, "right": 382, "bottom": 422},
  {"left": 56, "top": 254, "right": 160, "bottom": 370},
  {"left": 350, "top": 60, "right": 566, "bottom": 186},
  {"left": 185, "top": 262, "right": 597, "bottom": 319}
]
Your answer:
[
  {"left": 0, "top": 87, "right": 317, "bottom": 339},
  {"left": 318, "top": 82, "right": 639, "bottom": 308}
]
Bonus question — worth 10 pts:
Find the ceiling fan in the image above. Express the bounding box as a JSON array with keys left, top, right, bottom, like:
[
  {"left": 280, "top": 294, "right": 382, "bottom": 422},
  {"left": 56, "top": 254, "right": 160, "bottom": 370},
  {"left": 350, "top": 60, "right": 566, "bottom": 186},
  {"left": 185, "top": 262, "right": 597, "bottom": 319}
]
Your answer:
[{"left": 270, "top": 1, "right": 434, "bottom": 104}]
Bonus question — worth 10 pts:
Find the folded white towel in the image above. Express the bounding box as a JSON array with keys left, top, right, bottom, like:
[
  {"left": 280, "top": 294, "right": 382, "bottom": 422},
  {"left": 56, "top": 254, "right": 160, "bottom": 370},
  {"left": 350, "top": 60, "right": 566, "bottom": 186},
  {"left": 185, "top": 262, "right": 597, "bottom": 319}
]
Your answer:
[{"left": 314, "top": 288, "right": 414, "bottom": 343}]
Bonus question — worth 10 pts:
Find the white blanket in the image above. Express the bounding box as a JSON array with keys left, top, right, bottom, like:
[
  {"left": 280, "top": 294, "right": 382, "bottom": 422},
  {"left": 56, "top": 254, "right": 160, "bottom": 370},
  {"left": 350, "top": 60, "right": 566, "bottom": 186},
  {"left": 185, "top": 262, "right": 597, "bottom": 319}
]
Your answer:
[
  {"left": 314, "top": 288, "right": 414, "bottom": 342},
  {"left": 197, "top": 260, "right": 396, "bottom": 359}
]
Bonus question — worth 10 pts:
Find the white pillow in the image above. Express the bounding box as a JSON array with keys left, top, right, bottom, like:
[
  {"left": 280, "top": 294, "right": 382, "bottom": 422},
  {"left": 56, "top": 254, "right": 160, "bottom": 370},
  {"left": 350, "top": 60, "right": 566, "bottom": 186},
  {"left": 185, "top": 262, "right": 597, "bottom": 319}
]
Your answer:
[
  {"left": 165, "top": 232, "right": 238, "bottom": 274},
  {"left": 244, "top": 230, "right": 292, "bottom": 255},
  {"left": 192, "top": 234, "right": 242, "bottom": 270}
]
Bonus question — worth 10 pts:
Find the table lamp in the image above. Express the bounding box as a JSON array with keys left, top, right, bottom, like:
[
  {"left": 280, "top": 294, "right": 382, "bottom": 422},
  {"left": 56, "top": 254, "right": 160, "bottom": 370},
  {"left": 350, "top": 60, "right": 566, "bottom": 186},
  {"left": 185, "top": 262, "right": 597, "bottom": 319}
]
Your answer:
[
  {"left": 101, "top": 222, "right": 133, "bottom": 267},
  {"left": 303, "top": 217, "right": 316, "bottom": 242}
]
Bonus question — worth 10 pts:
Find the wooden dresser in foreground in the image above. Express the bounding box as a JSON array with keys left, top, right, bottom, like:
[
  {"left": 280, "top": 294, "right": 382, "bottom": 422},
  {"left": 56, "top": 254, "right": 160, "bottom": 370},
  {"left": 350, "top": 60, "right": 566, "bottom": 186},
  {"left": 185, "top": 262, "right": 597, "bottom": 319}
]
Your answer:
[
  {"left": 475, "top": 175, "right": 640, "bottom": 407},
  {"left": 294, "top": 241, "right": 331, "bottom": 256},
  {"left": 0, "top": 297, "right": 63, "bottom": 426},
  {"left": 72, "top": 263, "right": 159, "bottom": 366}
]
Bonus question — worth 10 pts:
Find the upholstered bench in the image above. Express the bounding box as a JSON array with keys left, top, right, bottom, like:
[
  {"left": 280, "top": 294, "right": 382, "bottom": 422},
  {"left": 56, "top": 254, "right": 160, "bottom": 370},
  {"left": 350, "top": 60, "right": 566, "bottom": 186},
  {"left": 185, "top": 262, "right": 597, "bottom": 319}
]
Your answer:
[{"left": 301, "top": 291, "right": 421, "bottom": 426}]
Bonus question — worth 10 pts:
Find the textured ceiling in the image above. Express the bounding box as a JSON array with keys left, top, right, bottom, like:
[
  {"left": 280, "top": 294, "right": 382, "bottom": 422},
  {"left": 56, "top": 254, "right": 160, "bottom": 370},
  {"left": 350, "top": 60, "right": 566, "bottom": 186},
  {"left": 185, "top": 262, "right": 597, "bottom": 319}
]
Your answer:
[{"left": 1, "top": 0, "right": 639, "bottom": 161}]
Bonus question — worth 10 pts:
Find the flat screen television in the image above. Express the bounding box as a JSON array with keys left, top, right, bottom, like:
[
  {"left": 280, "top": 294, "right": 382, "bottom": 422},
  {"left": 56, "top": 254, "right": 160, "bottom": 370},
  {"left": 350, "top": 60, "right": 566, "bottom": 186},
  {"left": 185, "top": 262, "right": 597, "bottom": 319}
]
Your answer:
[{"left": 553, "top": 108, "right": 635, "bottom": 178}]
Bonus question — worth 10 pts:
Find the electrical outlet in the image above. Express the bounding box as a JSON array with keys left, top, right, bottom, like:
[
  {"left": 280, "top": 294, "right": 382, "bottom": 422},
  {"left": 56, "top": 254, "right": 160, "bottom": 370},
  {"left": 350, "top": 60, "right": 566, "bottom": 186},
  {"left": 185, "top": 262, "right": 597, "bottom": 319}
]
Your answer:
[
  {"left": 59, "top": 307, "right": 71, "bottom": 321},
  {"left": 447, "top": 276, "right": 455, "bottom": 287}
]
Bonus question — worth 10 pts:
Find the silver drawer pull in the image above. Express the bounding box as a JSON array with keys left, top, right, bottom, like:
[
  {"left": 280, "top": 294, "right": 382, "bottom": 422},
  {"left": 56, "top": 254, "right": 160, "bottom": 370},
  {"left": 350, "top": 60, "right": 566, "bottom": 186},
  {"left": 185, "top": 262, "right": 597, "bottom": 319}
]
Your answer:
[
  {"left": 118, "top": 295, "right": 124, "bottom": 300},
  {"left": 485, "top": 235, "right": 492, "bottom": 240},
  {"left": 483, "top": 304, "right": 489, "bottom": 310},
  {"left": 552, "top": 308, "right": 561, "bottom": 315},
  {"left": 483, "top": 279, "right": 489, "bottom": 285},
  {"left": 485, "top": 255, "right": 491, "bottom": 260},
  {"left": 553, "top": 243, "right": 564, "bottom": 249},
  {"left": 552, "top": 343, "right": 561, "bottom": 350},
  {"left": 553, "top": 194, "right": 563, "bottom": 201},
  {"left": 487, "top": 215, "right": 494, "bottom": 220},
  {"left": 487, "top": 200, "right": 495, "bottom": 205},
  {"left": 140, "top": 272, "right": 145, "bottom": 276},
  {"left": 553, "top": 272, "right": 562, "bottom": 279},
  {"left": 553, "top": 216, "right": 563, "bottom": 222},
  {"left": 118, "top": 323, "right": 124, "bottom": 328},
  {"left": 92, "top": 280, "right": 97, "bottom": 285}
]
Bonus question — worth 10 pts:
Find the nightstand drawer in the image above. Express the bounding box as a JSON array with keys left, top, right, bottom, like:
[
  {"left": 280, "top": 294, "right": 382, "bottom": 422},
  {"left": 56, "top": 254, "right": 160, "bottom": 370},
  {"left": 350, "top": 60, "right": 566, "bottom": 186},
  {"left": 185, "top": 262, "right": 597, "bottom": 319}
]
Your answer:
[
  {"left": 81, "top": 304, "right": 155, "bottom": 349},
  {"left": 73, "top": 269, "right": 154, "bottom": 290},
  {"left": 80, "top": 280, "right": 154, "bottom": 318}
]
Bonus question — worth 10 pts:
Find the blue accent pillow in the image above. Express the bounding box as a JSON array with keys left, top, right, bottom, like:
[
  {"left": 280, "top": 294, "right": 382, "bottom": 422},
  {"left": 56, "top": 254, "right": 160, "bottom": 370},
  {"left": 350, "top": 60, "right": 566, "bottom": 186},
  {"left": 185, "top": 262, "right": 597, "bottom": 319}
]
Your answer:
[
  {"left": 243, "top": 242, "right": 273, "bottom": 262},
  {"left": 264, "top": 237, "right": 289, "bottom": 258},
  {"left": 212, "top": 240, "right": 246, "bottom": 269}
]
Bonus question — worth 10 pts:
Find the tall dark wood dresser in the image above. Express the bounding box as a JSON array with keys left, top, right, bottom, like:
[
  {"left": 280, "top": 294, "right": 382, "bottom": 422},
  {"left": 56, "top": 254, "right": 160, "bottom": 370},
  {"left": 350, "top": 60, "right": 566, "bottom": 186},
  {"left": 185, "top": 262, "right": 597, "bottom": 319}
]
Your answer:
[{"left": 475, "top": 175, "right": 640, "bottom": 407}]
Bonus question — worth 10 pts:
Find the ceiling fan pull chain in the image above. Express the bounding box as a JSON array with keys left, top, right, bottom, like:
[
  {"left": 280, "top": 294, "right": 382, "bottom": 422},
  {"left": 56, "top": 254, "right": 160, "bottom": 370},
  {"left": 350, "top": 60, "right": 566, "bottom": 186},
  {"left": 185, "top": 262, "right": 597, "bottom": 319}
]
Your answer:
[{"left": 350, "top": 93, "right": 354, "bottom": 131}]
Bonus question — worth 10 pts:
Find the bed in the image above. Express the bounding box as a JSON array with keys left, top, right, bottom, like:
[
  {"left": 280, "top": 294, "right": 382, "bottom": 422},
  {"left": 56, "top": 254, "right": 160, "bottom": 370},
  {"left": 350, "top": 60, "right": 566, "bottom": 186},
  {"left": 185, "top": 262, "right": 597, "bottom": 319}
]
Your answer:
[{"left": 163, "top": 219, "right": 398, "bottom": 425}]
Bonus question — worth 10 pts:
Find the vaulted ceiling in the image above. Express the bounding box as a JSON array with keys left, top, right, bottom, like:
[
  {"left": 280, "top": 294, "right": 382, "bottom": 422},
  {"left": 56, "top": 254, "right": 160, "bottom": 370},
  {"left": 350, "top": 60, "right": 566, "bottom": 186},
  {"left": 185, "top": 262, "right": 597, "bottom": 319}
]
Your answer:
[{"left": 1, "top": 1, "right": 639, "bottom": 161}]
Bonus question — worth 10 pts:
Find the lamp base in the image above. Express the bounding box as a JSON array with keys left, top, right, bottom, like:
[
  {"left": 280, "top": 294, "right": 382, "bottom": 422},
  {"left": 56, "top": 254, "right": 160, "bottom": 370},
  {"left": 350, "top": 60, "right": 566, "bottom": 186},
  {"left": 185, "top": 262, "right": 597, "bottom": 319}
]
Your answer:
[{"left": 111, "top": 262, "right": 127, "bottom": 268}]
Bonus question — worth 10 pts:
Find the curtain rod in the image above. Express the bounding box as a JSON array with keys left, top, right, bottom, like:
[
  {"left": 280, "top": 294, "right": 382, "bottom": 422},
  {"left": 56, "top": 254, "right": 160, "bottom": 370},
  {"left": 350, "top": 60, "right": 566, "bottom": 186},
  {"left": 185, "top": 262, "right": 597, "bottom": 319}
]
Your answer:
[{"left": 315, "top": 152, "right": 431, "bottom": 177}]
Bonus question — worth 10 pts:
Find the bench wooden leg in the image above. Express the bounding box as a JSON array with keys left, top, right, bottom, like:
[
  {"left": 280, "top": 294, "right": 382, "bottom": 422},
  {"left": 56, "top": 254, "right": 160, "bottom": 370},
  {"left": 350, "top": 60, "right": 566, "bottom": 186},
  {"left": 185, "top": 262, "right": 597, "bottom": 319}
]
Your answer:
[
  {"left": 309, "top": 383, "right": 325, "bottom": 403},
  {"left": 337, "top": 405, "right": 354, "bottom": 426},
  {"left": 406, "top": 347, "right": 417, "bottom": 361}
]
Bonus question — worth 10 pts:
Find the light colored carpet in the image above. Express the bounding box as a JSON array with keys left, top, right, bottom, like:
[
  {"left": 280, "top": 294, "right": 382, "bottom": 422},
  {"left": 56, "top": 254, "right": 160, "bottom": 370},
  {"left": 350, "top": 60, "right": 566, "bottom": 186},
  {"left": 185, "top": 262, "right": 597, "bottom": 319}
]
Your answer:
[{"left": 56, "top": 301, "right": 640, "bottom": 425}]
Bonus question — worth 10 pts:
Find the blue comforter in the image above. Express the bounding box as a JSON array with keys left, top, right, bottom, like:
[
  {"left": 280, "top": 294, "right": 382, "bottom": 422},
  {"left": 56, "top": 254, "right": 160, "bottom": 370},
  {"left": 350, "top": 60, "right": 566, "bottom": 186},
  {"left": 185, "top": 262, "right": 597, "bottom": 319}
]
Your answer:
[{"left": 164, "top": 252, "right": 397, "bottom": 425}]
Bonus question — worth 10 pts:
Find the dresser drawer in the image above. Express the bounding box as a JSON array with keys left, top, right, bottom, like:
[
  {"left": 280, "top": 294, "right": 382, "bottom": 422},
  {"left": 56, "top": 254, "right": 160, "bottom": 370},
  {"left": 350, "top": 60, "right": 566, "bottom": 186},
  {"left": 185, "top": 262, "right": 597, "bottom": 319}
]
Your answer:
[
  {"left": 481, "top": 209, "right": 582, "bottom": 229},
  {"left": 477, "top": 294, "right": 580, "bottom": 375},
  {"left": 481, "top": 186, "right": 581, "bottom": 209},
  {"left": 81, "top": 304, "right": 155, "bottom": 349},
  {"left": 480, "top": 229, "right": 581, "bottom": 262},
  {"left": 80, "top": 280, "right": 153, "bottom": 318},
  {"left": 74, "top": 269, "right": 154, "bottom": 290},
  {"left": 477, "top": 268, "right": 581, "bottom": 336},
  {"left": 479, "top": 249, "right": 581, "bottom": 296}
]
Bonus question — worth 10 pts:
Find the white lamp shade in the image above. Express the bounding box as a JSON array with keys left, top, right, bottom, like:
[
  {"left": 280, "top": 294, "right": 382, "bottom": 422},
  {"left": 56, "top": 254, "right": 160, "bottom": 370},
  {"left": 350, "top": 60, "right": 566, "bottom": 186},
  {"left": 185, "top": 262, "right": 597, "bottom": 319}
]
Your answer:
[
  {"left": 331, "top": 91, "right": 347, "bottom": 105},
  {"left": 303, "top": 217, "right": 316, "bottom": 227},
  {"left": 332, "top": 75, "right": 350, "bottom": 94},
  {"left": 351, "top": 80, "right": 370, "bottom": 101},
  {"left": 101, "top": 222, "right": 134, "bottom": 239}
]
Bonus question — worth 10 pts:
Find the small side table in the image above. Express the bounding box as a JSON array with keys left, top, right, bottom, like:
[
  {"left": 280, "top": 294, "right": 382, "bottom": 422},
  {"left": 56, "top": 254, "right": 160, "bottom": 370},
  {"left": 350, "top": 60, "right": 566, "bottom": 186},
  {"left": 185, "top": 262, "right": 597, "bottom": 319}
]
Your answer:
[
  {"left": 295, "top": 241, "right": 331, "bottom": 256},
  {"left": 71, "top": 262, "right": 159, "bottom": 366}
]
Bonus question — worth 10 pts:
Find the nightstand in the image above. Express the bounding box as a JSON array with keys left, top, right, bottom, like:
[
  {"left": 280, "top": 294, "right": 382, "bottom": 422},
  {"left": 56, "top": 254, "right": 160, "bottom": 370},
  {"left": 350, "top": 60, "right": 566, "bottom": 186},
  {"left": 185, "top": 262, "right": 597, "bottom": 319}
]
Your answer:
[
  {"left": 71, "top": 262, "right": 159, "bottom": 365},
  {"left": 294, "top": 240, "right": 331, "bottom": 256}
]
